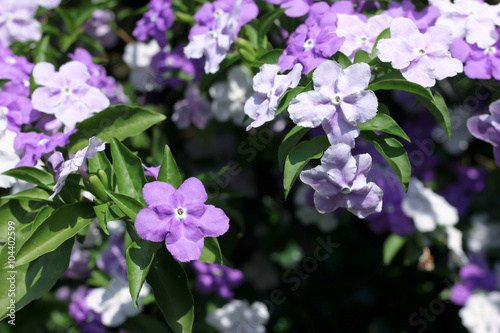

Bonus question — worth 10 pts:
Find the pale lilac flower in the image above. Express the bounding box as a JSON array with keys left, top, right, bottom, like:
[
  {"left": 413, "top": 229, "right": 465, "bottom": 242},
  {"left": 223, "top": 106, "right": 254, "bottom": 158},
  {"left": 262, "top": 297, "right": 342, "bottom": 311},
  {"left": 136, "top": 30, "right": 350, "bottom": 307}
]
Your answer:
[
  {"left": 14, "top": 131, "right": 72, "bottom": 167},
  {"left": 300, "top": 143, "right": 383, "bottom": 219},
  {"left": 467, "top": 99, "right": 500, "bottom": 166},
  {"left": 459, "top": 292, "right": 500, "bottom": 333},
  {"left": 467, "top": 214, "right": 500, "bottom": 253},
  {"left": 209, "top": 65, "right": 253, "bottom": 125},
  {"left": 383, "top": 0, "right": 439, "bottom": 32},
  {"left": 31, "top": 61, "right": 110, "bottom": 131},
  {"left": 0, "top": 126, "right": 20, "bottom": 188},
  {"left": 192, "top": 261, "right": 244, "bottom": 299},
  {"left": 64, "top": 242, "right": 91, "bottom": 280},
  {"left": 135, "top": 177, "right": 230, "bottom": 262},
  {"left": 83, "top": 9, "right": 117, "bottom": 48},
  {"left": 123, "top": 40, "right": 162, "bottom": 92},
  {"left": 0, "top": 3, "right": 41, "bottom": 47},
  {"left": 288, "top": 60, "right": 377, "bottom": 147},
  {"left": 0, "top": 92, "right": 38, "bottom": 132},
  {"left": 293, "top": 184, "right": 339, "bottom": 232},
  {"left": 206, "top": 299, "right": 269, "bottom": 333},
  {"left": 69, "top": 286, "right": 106, "bottom": 333},
  {"left": 151, "top": 45, "right": 199, "bottom": 88},
  {"left": 173, "top": 83, "right": 212, "bottom": 129},
  {"left": 451, "top": 257, "right": 497, "bottom": 306},
  {"left": 431, "top": 0, "right": 500, "bottom": 48},
  {"left": 377, "top": 17, "right": 463, "bottom": 87},
  {"left": 451, "top": 36, "right": 500, "bottom": 80},
  {"left": 85, "top": 277, "right": 149, "bottom": 327},
  {"left": 143, "top": 164, "right": 160, "bottom": 180},
  {"left": 265, "top": 0, "right": 313, "bottom": 17},
  {"left": 48, "top": 137, "right": 106, "bottom": 199},
  {"left": 244, "top": 63, "right": 302, "bottom": 130},
  {"left": 132, "top": 0, "right": 174, "bottom": 47},
  {"left": 336, "top": 14, "right": 392, "bottom": 60},
  {"left": 184, "top": 1, "right": 241, "bottom": 74}
]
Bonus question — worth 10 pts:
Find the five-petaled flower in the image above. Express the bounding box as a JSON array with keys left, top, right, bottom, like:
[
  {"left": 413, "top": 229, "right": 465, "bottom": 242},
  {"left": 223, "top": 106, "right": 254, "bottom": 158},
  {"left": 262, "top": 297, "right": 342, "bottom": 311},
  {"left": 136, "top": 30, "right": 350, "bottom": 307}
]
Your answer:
[{"left": 135, "top": 177, "right": 230, "bottom": 262}]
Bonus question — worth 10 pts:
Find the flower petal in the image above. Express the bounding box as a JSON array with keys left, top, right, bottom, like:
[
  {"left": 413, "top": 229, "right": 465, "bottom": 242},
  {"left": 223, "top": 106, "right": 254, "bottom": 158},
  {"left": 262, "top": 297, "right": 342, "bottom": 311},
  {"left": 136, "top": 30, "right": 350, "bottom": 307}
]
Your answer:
[
  {"left": 198, "top": 205, "right": 230, "bottom": 237},
  {"left": 135, "top": 207, "right": 171, "bottom": 242}
]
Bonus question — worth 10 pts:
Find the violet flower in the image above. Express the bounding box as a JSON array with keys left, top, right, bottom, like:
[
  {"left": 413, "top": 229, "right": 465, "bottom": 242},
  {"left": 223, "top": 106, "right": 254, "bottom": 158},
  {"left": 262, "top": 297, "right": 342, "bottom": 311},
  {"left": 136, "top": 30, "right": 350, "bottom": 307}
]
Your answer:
[
  {"left": 31, "top": 61, "right": 110, "bottom": 131},
  {"left": 467, "top": 99, "right": 500, "bottom": 166},
  {"left": 244, "top": 63, "right": 302, "bottom": 130},
  {"left": 300, "top": 143, "right": 383, "bottom": 219},
  {"left": 83, "top": 9, "right": 118, "bottom": 49},
  {"left": 377, "top": 17, "right": 463, "bottom": 88},
  {"left": 288, "top": 60, "right": 378, "bottom": 147},
  {"left": 172, "top": 82, "right": 212, "bottom": 129},
  {"left": 0, "top": 3, "right": 41, "bottom": 47},
  {"left": 450, "top": 259, "right": 497, "bottom": 306},
  {"left": 192, "top": 261, "right": 244, "bottom": 299},
  {"left": 451, "top": 36, "right": 500, "bottom": 81},
  {"left": 132, "top": 0, "right": 174, "bottom": 47},
  {"left": 0, "top": 92, "right": 39, "bottom": 132},
  {"left": 14, "top": 131, "right": 72, "bottom": 167},
  {"left": 0, "top": 127, "right": 20, "bottom": 188},
  {"left": 382, "top": 0, "right": 439, "bottom": 32},
  {"left": 265, "top": 0, "right": 313, "bottom": 17},
  {"left": 69, "top": 286, "right": 107, "bottom": 333},
  {"left": 135, "top": 177, "right": 230, "bottom": 262},
  {"left": 150, "top": 45, "right": 199, "bottom": 89}
]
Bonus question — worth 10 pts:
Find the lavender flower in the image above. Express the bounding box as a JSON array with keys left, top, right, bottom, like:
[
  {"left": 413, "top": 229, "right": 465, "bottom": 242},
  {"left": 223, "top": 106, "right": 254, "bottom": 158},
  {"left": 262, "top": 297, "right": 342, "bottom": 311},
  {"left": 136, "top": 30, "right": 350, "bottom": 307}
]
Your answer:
[
  {"left": 14, "top": 131, "right": 72, "bottom": 167},
  {"left": 265, "top": 0, "right": 313, "bottom": 17},
  {"left": 31, "top": 61, "right": 110, "bottom": 131},
  {"left": 192, "top": 261, "right": 244, "bottom": 298},
  {"left": 467, "top": 99, "right": 500, "bottom": 166},
  {"left": 0, "top": 127, "right": 20, "bottom": 188},
  {"left": 132, "top": 0, "right": 174, "bottom": 47},
  {"left": 64, "top": 242, "right": 91, "bottom": 280},
  {"left": 382, "top": 0, "right": 439, "bottom": 32},
  {"left": 244, "top": 63, "right": 302, "bottom": 130},
  {"left": 0, "top": 3, "right": 41, "bottom": 47},
  {"left": 0, "top": 92, "right": 38, "bottom": 132},
  {"left": 300, "top": 143, "right": 383, "bottom": 219},
  {"left": 451, "top": 36, "right": 500, "bottom": 80},
  {"left": 206, "top": 300, "right": 269, "bottom": 333},
  {"left": 151, "top": 45, "right": 199, "bottom": 89},
  {"left": 143, "top": 164, "right": 160, "bottom": 180},
  {"left": 293, "top": 184, "right": 339, "bottom": 232},
  {"left": 451, "top": 259, "right": 497, "bottom": 306},
  {"left": 123, "top": 40, "right": 162, "bottom": 92},
  {"left": 172, "top": 83, "right": 212, "bottom": 129},
  {"left": 135, "top": 177, "right": 230, "bottom": 262},
  {"left": 377, "top": 17, "right": 463, "bottom": 88},
  {"left": 83, "top": 9, "right": 118, "bottom": 48},
  {"left": 69, "top": 286, "right": 107, "bottom": 333},
  {"left": 288, "top": 60, "right": 378, "bottom": 147}
]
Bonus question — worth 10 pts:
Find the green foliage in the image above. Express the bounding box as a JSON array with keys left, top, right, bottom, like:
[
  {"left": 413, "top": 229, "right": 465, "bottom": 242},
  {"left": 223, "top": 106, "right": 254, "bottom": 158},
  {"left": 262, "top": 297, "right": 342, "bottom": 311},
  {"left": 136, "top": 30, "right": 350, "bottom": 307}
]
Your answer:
[
  {"left": 198, "top": 237, "right": 223, "bottom": 265},
  {"left": 106, "top": 191, "right": 145, "bottom": 221},
  {"left": 383, "top": 234, "right": 407, "bottom": 265},
  {"left": 157, "top": 145, "right": 182, "bottom": 188},
  {"left": 2, "top": 167, "right": 54, "bottom": 191},
  {"left": 277, "top": 126, "right": 310, "bottom": 171}
]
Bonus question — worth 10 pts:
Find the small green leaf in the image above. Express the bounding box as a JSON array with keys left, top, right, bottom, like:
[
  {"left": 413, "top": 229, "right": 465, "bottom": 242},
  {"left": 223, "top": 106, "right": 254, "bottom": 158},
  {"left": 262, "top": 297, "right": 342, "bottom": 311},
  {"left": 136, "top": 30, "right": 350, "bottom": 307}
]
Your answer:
[
  {"left": 3, "top": 188, "right": 52, "bottom": 202},
  {"left": 257, "top": 8, "right": 286, "bottom": 46},
  {"left": 94, "top": 204, "right": 110, "bottom": 235},
  {"left": 34, "top": 35, "right": 51, "bottom": 63},
  {"left": 275, "top": 81, "right": 313, "bottom": 116},
  {"left": 68, "top": 105, "right": 166, "bottom": 154},
  {"left": 252, "top": 49, "right": 284, "bottom": 67},
  {"left": 353, "top": 50, "right": 371, "bottom": 64},
  {"left": 127, "top": 240, "right": 161, "bottom": 308},
  {"left": 277, "top": 126, "right": 310, "bottom": 171},
  {"left": 331, "top": 52, "right": 352, "bottom": 69},
  {"left": 198, "top": 237, "right": 223, "bottom": 265},
  {"left": 361, "top": 131, "right": 411, "bottom": 191},
  {"left": 111, "top": 138, "right": 147, "bottom": 202},
  {"left": 283, "top": 136, "right": 330, "bottom": 199},
  {"left": 383, "top": 234, "right": 407, "bottom": 265},
  {"left": 106, "top": 191, "right": 145, "bottom": 221},
  {"left": 371, "top": 28, "right": 390, "bottom": 59},
  {"left": 157, "top": 145, "right": 182, "bottom": 188},
  {"left": 13, "top": 202, "right": 95, "bottom": 267},
  {"left": 147, "top": 251, "right": 194, "bottom": 333},
  {"left": 359, "top": 113, "right": 411, "bottom": 142},
  {"left": 2, "top": 167, "right": 54, "bottom": 191}
]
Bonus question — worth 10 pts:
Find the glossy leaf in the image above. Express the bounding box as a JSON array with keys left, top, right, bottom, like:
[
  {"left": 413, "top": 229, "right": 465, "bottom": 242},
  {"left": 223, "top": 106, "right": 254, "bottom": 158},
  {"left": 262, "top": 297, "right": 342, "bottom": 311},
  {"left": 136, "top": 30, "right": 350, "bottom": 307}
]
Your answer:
[
  {"left": 106, "top": 191, "right": 145, "bottom": 221},
  {"left": 94, "top": 203, "right": 110, "bottom": 235},
  {"left": 257, "top": 8, "right": 285, "bottom": 45},
  {"left": 371, "top": 27, "right": 390, "bottom": 58},
  {"left": 277, "top": 126, "right": 310, "bottom": 171},
  {"left": 3, "top": 188, "right": 52, "bottom": 202},
  {"left": 157, "top": 145, "right": 182, "bottom": 188},
  {"left": 2, "top": 167, "right": 54, "bottom": 191},
  {"left": 275, "top": 81, "right": 313, "bottom": 116},
  {"left": 359, "top": 113, "right": 411, "bottom": 142},
  {"left": 198, "top": 237, "right": 223, "bottom": 265},
  {"left": 353, "top": 50, "right": 371, "bottom": 64},
  {"left": 383, "top": 234, "right": 406, "bottom": 265}
]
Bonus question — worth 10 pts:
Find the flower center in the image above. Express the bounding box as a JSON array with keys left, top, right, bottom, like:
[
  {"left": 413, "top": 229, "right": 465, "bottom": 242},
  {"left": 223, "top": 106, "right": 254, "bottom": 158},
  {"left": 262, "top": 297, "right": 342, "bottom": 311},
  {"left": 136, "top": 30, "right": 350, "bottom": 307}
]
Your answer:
[
  {"left": 213, "top": 268, "right": 223, "bottom": 277},
  {"left": 485, "top": 46, "right": 497, "bottom": 55},
  {"left": 303, "top": 39, "right": 314, "bottom": 51},
  {"left": 359, "top": 36, "right": 368, "bottom": 44},
  {"left": 63, "top": 88, "right": 72, "bottom": 96},
  {"left": 165, "top": 58, "right": 174, "bottom": 67},
  {"left": 267, "top": 88, "right": 274, "bottom": 98},
  {"left": 38, "top": 138, "right": 49, "bottom": 146},
  {"left": 176, "top": 207, "right": 187, "bottom": 221},
  {"left": 5, "top": 14, "right": 13, "bottom": 23},
  {"left": 331, "top": 95, "right": 341, "bottom": 106},
  {"left": 340, "top": 187, "right": 351, "bottom": 194},
  {"left": 23, "top": 80, "right": 29, "bottom": 87},
  {"left": 0, "top": 106, "right": 8, "bottom": 115},
  {"left": 150, "top": 14, "right": 157, "bottom": 22},
  {"left": 214, "top": 9, "right": 222, "bottom": 18},
  {"left": 6, "top": 57, "right": 15, "bottom": 64},
  {"left": 212, "top": 31, "right": 219, "bottom": 39},
  {"left": 415, "top": 48, "right": 426, "bottom": 56}
]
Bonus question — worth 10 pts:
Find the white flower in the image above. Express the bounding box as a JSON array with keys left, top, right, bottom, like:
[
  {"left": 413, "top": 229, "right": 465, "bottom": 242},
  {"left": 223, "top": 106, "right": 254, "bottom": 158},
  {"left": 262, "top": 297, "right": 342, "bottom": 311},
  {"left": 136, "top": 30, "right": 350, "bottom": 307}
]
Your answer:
[
  {"left": 209, "top": 65, "right": 253, "bottom": 125},
  {"left": 206, "top": 299, "right": 269, "bottom": 333},
  {"left": 459, "top": 292, "right": 500, "bottom": 333},
  {"left": 445, "top": 225, "right": 468, "bottom": 266},
  {"left": 123, "top": 40, "right": 162, "bottom": 92},
  {"left": 401, "top": 177, "right": 459, "bottom": 232},
  {"left": 85, "top": 277, "right": 150, "bottom": 327},
  {"left": 467, "top": 214, "right": 500, "bottom": 253},
  {"left": 0, "top": 111, "right": 20, "bottom": 188},
  {"left": 293, "top": 184, "right": 338, "bottom": 232}
]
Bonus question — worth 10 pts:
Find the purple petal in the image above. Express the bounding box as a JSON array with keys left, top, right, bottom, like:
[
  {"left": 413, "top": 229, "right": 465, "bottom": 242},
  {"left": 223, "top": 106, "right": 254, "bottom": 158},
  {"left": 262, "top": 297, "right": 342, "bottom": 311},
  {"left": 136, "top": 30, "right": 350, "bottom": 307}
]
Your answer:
[
  {"left": 143, "top": 181, "right": 176, "bottom": 207},
  {"left": 135, "top": 207, "right": 171, "bottom": 242},
  {"left": 198, "top": 205, "right": 230, "bottom": 237},
  {"left": 165, "top": 221, "right": 204, "bottom": 262},
  {"left": 288, "top": 91, "right": 334, "bottom": 128}
]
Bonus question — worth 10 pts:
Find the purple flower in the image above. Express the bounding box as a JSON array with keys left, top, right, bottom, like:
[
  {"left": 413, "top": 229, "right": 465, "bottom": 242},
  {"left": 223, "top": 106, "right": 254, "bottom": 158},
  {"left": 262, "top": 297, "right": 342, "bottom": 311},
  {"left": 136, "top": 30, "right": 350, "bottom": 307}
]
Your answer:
[
  {"left": 300, "top": 143, "right": 383, "bottom": 219},
  {"left": 151, "top": 45, "right": 199, "bottom": 89},
  {"left": 244, "top": 63, "right": 302, "bottom": 130},
  {"left": 191, "top": 261, "right": 244, "bottom": 298},
  {"left": 135, "top": 177, "right": 230, "bottom": 262},
  {"left": 467, "top": 99, "right": 500, "bottom": 166},
  {"left": 83, "top": 9, "right": 117, "bottom": 49},
  {"left": 31, "top": 61, "right": 110, "bottom": 131},
  {"left": 265, "top": 0, "right": 313, "bottom": 17},
  {"left": 64, "top": 242, "right": 91, "bottom": 280},
  {"left": 451, "top": 260, "right": 497, "bottom": 306},
  {"left": 172, "top": 83, "right": 212, "bottom": 129},
  {"left": 69, "top": 48, "right": 108, "bottom": 89},
  {"left": 450, "top": 36, "right": 500, "bottom": 80},
  {"left": 96, "top": 232, "right": 127, "bottom": 279},
  {"left": 0, "top": 92, "right": 39, "bottom": 132},
  {"left": 48, "top": 137, "right": 106, "bottom": 199},
  {"left": 132, "top": 0, "right": 174, "bottom": 47},
  {"left": 0, "top": 3, "right": 41, "bottom": 47},
  {"left": 377, "top": 17, "right": 463, "bottom": 88},
  {"left": 143, "top": 164, "right": 160, "bottom": 180},
  {"left": 382, "top": 0, "right": 439, "bottom": 32},
  {"left": 288, "top": 60, "right": 378, "bottom": 147},
  {"left": 14, "top": 131, "right": 72, "bottom": 167}
]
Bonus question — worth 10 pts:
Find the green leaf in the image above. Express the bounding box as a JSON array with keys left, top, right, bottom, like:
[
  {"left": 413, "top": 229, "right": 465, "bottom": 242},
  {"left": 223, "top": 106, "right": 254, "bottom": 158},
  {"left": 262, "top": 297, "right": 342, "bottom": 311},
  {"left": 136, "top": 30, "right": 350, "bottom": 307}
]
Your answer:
[
  {"left": 371, "top": 27, "right": 390, "bottom": 59},
  {"left": 89, "top": 150, "right": 113, "bottom": 187},
  {"left": 147, "top": 251, "right": 194, "bottom": 333},
  {"left": 68, "top": 105, "right": 166, "bottom": 154},
  {"left": 0, "top": 238, "right": 74, "bottom": 320},
  {"left": 34, "top": 35, "right": 50, "bottom": 63},
  {"left": 13, "top": 202, "right": 95, "bottom": 267},
  {"left": 361, "top": 131, "right": 411, "bottom": 191},
  {"left": 257, "top": 8, "right": 286, "bottom": 45},
  {"left": 368, "top": 72, "right": 451, "bottom": 138},
  {"left": 275, "top": 81, "right": 313, "bottom": 116},
  {"left": 157, "top": 145, "right": 182, "bottom": 188},
  {"left": 2, "top": 167, "right": 54, "bottom": 191},
  {"left": 277, "top": 126, "right": 310, "bottom": 171},
  {"left": 243, "top": 21, "right": 258, "bottom": 47},
  {"left": 353, "top": 50, "right": 371, "bottom": 64},
  {"left": 106, "top": 191, "right": 145, "bottom": 221},
  {"left": 94, "top": 204, "right": 110, "bottom": 235},
  {"left": 198, "top": 237, "right": 223, "bottom": 265},
  {"left": 2, "top": 188, "right": 52, "bottom": 202},
  {"left": 126, "top": 240, "right": 161, "bottom": 308},
  {"left": 111, "top": 138, "right": 147, "bottom": 202},
  {"left": 331, "top": 52, "right": 352, "bottom": 69},
  {"left": 383, "top": 234, "right": 407, "bottom": 265},
  {"left": 252, "top": 49, "right": 284, "bottom": 67},
  {"left": 359, "top": 113, "right": 411, "bottom": 142},
  {"left": 31, "top": 206, "right": 56, "bottom": 233},
  {"left": 283, "top": 136, "right": 330, "bottom": 199}
]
